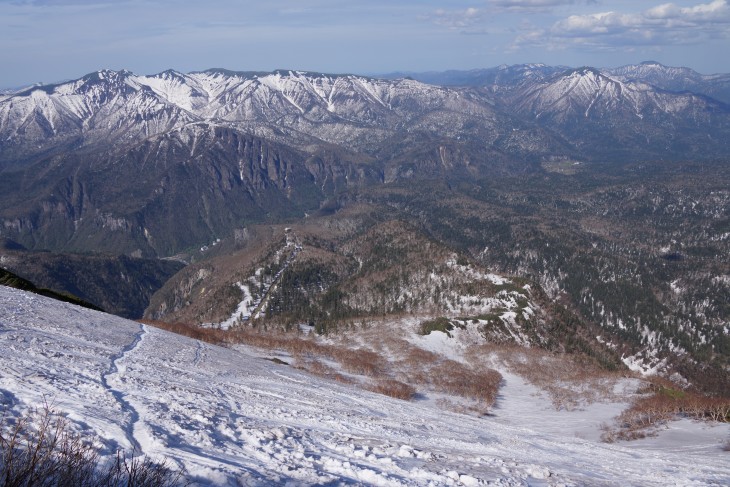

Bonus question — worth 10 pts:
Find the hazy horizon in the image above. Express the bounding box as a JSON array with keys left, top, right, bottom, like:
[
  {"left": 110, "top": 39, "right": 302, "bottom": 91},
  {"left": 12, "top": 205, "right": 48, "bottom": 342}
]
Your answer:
[{"left": 2, "top": 0, "right": 729, "bottom": 88}]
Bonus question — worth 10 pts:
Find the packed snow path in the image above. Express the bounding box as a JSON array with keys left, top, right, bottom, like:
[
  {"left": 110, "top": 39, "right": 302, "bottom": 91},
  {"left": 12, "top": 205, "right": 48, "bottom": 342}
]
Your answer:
[
  {"left": 100, "top": 323, "right": 147, "bottom": 453},
  {"left": 1, "top": 286, "right": 729, "bottom": 486}
]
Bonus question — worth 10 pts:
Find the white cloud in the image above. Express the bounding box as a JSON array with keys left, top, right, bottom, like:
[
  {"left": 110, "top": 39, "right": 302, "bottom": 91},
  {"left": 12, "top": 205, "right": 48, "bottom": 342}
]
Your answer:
[
  {"left": 515, "top": 0, "right": 730, "bottom": 49},
  {"left": 429, "top": 7, "right": 486, "bottom": 30},
  {"left": 553, "top": 11, "right": 638, "bottom": 36},
  {"left": 644, "top": 3, "right": 683, "bottom": 20},
  {"left": 427, "top": 0, "right": 597, "bottom": 33},
  {"left": 682, "top": 0, "right": 730, "bottom": 19}
]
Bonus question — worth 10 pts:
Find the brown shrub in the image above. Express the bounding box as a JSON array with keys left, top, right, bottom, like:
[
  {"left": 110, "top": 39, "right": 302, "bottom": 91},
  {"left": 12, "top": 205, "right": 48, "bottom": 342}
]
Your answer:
[
  {"left": 429, "top": 360, "right": 502, "bottom": 405},
  {"left": 141, "top": 319, "right": 227, "bottom": 344},
  {"left": 143, "top": 319, "right": 507, "bottom": 410},
  {"left": 331, "top": 348, "right": 382, "bottom": 377},
  {"left": 402, "top": 347, "right": 439, "bottom": 367},
  {"left": 368, "top": 379, "right": 417, "bottom": 401},
  {"left": 300, "top": 359, "right": 336, "bottom": 376},
  {"left": 601, "top": 379, "right": 730, "bottom": 442},
  {"left": 0, "top": 402, "right": 188, "bottom": 486},
  {"left": 469, "top": 344, "right": 626, "bottom": 410},
  {"left": 616, "top": 395, "right": 676, "bottom": 432}
]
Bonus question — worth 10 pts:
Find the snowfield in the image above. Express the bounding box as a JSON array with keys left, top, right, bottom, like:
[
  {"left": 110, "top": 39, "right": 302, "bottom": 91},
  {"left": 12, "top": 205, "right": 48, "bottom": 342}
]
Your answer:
[{"left": 0, "top": 286, "right": 728, "bottom": 486}]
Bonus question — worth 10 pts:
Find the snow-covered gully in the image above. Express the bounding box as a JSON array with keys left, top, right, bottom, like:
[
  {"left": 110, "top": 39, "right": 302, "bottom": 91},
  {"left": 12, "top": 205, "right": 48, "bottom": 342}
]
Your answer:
[
  {"left": 100, "top": 323, "right": 147, "bottom": 454},
  {"left": 248, "top": 238, "right": 302, "bottom": 321},
  {"left": 216, "top": 236, "right": 302, "bottom": 328}
]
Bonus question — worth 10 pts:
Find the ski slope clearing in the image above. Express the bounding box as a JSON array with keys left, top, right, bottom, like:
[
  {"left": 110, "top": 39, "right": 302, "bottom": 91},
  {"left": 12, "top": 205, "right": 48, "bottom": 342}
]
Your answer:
[{"left": 0, "top": 286, "right": 728, "bottom": 486}]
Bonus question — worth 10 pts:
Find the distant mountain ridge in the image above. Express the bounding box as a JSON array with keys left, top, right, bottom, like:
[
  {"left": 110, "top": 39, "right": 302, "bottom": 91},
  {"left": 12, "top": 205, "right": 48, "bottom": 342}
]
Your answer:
[
  {"left": 1, "top": 63, "right": 729, "bottom": 256},
  {"left": 4, "top": 62, "right": 728, "bottom": 165},
  {"left": 492, "top": 66, "right": 730, "bottom": 159},
  {"left": 385, "top": 61, "right": 730, "bottom": 104},
  {"left": 381, "top": 63, "right": 568, "bottom": 87},
  {"left": 0, "top": 68, "right": 495, "bottom": 159}
]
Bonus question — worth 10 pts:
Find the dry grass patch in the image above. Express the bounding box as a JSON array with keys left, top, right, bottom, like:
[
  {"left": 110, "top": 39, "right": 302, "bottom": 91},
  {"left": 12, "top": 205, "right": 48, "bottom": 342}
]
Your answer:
[{"left": 330, "top": 348, "right": 382, "bottom": 377}]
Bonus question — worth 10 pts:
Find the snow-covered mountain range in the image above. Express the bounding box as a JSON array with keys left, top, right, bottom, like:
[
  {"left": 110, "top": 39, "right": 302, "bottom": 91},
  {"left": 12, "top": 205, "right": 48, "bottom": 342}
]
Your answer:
[
  {"left": 1, "top": 64, "right": 729, "bottom": 257},
  {"left": 0, "top": 68, "right": 504, "bottom": 163},
  {"left": 390, "top": 61, "right": 730, "bottom": 105},
  {"left": 2, "top": 63, "right": 728, "bottom": 168},
  {"left": 2, "top": 285, "right": 729, "bottom": 486},
  {"left": 492, "top": 67, "right": 730, "bottom": 157},
  {"left": 504, "top": 67, "right": 721, "bottom": 123}
]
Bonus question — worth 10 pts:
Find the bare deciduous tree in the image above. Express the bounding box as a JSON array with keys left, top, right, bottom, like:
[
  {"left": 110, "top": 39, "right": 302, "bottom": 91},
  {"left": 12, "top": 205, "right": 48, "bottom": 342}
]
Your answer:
[{"left": 0, "top": 402, "right": 189, "bottom": 487}]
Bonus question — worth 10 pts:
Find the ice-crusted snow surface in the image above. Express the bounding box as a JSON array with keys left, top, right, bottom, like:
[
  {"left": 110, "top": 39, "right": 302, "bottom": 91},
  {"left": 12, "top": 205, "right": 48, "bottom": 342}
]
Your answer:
[{"left": 1, "top": 286, "right": 729, "bottom": 486}]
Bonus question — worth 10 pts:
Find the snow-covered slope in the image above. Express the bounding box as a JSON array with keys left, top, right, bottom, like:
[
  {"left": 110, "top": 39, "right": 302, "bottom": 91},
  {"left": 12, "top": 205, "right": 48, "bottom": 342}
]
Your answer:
[{"left": 1, "top": 286, "right": 728, "bottom": 486}]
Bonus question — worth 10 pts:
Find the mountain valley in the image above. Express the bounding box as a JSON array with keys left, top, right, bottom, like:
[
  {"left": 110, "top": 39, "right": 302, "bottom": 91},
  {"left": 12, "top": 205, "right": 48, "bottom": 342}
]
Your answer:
[{"left": 1, "top": 61, "right": 729, "bottom": 485}]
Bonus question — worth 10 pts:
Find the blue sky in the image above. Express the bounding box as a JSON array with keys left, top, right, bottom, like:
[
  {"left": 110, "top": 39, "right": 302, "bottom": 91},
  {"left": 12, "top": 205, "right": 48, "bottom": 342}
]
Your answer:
[{"left": 1, "top": 0, "right": 729, "bottom": 87}]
